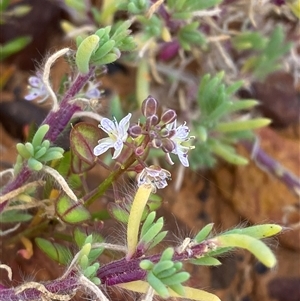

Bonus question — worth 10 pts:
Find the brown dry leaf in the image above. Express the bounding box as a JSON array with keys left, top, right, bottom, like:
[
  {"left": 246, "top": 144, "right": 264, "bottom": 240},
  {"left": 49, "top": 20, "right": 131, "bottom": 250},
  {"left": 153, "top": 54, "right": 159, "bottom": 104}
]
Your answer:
[{"left": 214, "top": 127, "right": 300, "bottom": 251}]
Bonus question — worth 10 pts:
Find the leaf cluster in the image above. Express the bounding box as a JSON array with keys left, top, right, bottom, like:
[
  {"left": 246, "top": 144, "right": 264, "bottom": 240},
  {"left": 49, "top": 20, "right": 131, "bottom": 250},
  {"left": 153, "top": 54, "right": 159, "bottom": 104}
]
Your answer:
[
  {"left": 16, "top": 124, "right": 64, "bottom": 171},
  {"left": 190, "top": 72, "right": 270, "bottom": 168},
  {"left": 140, "top": 247, "right": 189, "bottom": 298}
]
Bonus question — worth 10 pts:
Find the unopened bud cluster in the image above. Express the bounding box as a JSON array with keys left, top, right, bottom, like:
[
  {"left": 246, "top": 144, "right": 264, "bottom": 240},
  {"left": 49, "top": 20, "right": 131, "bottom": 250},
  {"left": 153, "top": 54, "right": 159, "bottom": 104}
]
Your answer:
[{"left": 128, "top": 96, "right": 194, "bottom": 167}]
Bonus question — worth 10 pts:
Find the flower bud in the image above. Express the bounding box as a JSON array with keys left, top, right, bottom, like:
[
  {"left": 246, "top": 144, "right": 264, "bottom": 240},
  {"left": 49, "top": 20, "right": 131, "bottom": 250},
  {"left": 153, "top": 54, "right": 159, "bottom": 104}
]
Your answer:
[
  {"left": 161, "top": 109, "right": 177, "bottom": 125},
  {"left": 142, "top": 96, "right": 158, "bottom": 117},
  {"left": 152, "top": 138, "right": 162, "bottom": 148},
  {"left": 161, "top": 138, "right": 175, "bottom": 153},
  {"left": 146, "top": 115, "right": 159, "bottom": 128},
  {"left": 128, "top": 124, "right": 142, "bottom": 138},
  {"left": 135, "top": 146, "right": 145, "bottom": 157}
]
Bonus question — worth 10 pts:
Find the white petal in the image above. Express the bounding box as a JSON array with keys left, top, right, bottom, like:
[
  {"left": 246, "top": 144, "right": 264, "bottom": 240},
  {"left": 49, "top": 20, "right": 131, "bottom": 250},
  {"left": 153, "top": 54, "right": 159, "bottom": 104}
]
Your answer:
[
  {"left": 101, "top": 118, "right": 117, "bottom": 134},
  {"left": 119, "top": 113, "right": 132, "bottom": 136},
  {"left": 178, "top": 151, "right": 189, "bottom": 167},
  {"left": 93, "top": 137, "right": 114, "bottom": 156},
  {"left": 112, "top": 143, "right": 124, "bottom": 159},
  {"left": 175, "top": 124, "right": 189, "bottom": 139}
]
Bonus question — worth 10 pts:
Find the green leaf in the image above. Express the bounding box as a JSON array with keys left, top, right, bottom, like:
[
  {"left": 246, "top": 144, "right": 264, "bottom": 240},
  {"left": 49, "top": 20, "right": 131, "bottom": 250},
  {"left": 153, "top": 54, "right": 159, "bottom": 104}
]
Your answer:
[
  {"left": 35, "top": 238, "right": 72, "bottom": 265},
  {"left": 0, "top": 36, "right": 32, "bottom": 60},
  {"left": 189, "top": 256, "right": 221, "bottom": 266},
  {"left": 56, "top": 196, "right": 91, "bottom": 224},
  {"left": 31, "top": 125, "right": 49, "bottom": 147},
  {"left": 71, "top": 151, "right": 95, "bottom": 174},
  {"left": 140, "top": 211, "right": 156, "bottom": 238},
  {"left": 216, "top": 118, "right": 271, "bottom": 132},
  {"left": 76, "top": 34, "right": 100, "bottom": 73},
  {"left": 194, "top": 223, "right": 214, "bottom": 243},
  {"left": 210, "top": 141, "right": 249, "bottom": 165},
  {"left": 107, "top": 203, "right": 130, "bottom": 223},
  {"left": 70, "top": 122, "right": 101, "bottom": 165},
  {"left": 147, "top": 271, "right": 169, "bottom": 298},
  {"left": 222, "top": 224, "right": 282, "bottom": 239},
  {"left": 0, "top": 210, "right": 32, "bottom": 223},
  {"left": 74, "top": 228, "right": 87, "bottom": 248},
  {"left": 216, "top": 234, "right": 277, "bottom": 268}
]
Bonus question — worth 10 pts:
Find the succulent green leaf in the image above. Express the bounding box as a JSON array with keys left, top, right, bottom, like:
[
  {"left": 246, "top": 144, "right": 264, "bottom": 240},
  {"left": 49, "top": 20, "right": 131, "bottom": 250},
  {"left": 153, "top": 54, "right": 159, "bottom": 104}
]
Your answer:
[
  {"left": 0, "top": 36, "right": 32, "bottom": 60},
  {"left": 0, "top": 210, "right": 32, "bottom": 223},
  {"left": 34, "top": 146, "right": 47, "bottom": 159},
  {"left": 35, "top": 238, "right": 72, "bottom": 265},
  {"left": 156, "top": 267, "right": 177, "bottom": 279},
  {"left": 74, "top": 228, "right": 87, "bottom": 248},
  {"left": 76, "top": 34, "right": 100, "bottom": 73},
  {"left": 210, "top": 141, "right": 249, "bottom": 165},
  {"left": 92, "top": 277, "right": 101, "bottom": 285},
  {"left": 28, "top": 157, "right": 43, "bottom": 171},
  {"left": 16, "top": 143, "right": 31, "bottom": 159},
  {"left": 140, "top": 217, "right": 164, "bottom": 244},
  {"left": 149, "top": 231, "right": 168, "bottom": 249},
  {"left": 153, "top": 260, "right": 174, "bottom": 276},
  {"left": 216, "top": 234, "right": 277, "bottom": 268},
  {"left": 31, "top": 124, "right": 49, "bottom": 147},
  {"left": 140, "top": 211, "right": 156, "bottom": 238},
  {"left": 168, "top": 283, "right": 186, "bottom": 296},
  {"left": 216, "top": 118, "right": 271, "bottom": 133},
  {"left": 160, "top": 248, "right": 174, "bottom": 261},
  {"left": 161, "top": 272, "right": 190, "bottom": 286},
  {"left": 140, "top": 260, "right": 154, "bottom": 270},
  {"left": 222, "top": 224, "right": 282, "bottom": 239},
  {"left": 194, "top": 223, "right": 214, "bottom": 243},
  {"left": 228, "top": 100, "right": 259, "bottom": 112},
  {"left": 189, "top": 256, "right": 221, "bottom": 266},
  {"left": 25, "top": 142, "right": 35, "bottom": 156},
  {"left": 79, "top": 254, "right": 89, "bottom": 270},
  {"left": 92, "top": 40, "right": 116, "bottom": 61},
  {"left": 147, "top": 271, "right": 169, "bottom": 298}
]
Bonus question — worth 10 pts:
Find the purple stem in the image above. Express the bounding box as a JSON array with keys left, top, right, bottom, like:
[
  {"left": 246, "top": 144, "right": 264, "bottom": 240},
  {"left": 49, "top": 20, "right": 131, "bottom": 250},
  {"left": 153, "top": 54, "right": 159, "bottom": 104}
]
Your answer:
[
  {"left": 243, "top": 141, "right": 300, "bottom": 196},
  {"left": 98, "top": 240, "right": 210, "bottom": 285},
  {"left": 0, "top": 240, "right": 211, "bottom": 299},
  {"left": 0, "top": 277, "right": 78, "bottom": 301},
  {"left": 43, "top": 67, "right": 96, "bottom": 142},
  {"left": 0, "top": 68, "right": 96, "bottom": 210}
]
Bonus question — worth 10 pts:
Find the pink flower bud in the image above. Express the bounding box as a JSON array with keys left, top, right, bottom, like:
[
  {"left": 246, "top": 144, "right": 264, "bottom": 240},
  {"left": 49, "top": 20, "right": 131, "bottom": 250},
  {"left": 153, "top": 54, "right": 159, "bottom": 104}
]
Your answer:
[
  {"left": 142, "top": 96, "right": 158, "bottom": 117},
  {"left": 161, "top": 109, "right": 177, "bottom": 125},
  {"left": 128, "top": 124, "right": 142, "bottom": 138}
]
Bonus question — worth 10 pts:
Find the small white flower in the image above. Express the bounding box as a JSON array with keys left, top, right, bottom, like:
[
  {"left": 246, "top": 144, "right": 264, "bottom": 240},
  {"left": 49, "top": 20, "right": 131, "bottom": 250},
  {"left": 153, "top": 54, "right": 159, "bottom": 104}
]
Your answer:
[
  {"left": 24, "top": 75, "right": 49, "bottom": 102},
  {"left": 137, "top": 165, "right": 171, "bottom": 192},
  {"left": 93, "top": 113, "right": 131, "bottom": 159},
  {"left": 166, "top": 120, "right": 192, "bottom": 167},
  {"left": 85, "top": 82, "right": 101, "bottom": 99}
]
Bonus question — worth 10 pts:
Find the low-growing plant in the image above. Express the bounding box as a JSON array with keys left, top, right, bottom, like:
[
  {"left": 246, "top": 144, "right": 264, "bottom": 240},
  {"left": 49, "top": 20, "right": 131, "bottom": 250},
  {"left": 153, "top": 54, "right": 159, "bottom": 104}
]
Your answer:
[{"left": 1, "top": 0, "right": 297, "bottom": 300}]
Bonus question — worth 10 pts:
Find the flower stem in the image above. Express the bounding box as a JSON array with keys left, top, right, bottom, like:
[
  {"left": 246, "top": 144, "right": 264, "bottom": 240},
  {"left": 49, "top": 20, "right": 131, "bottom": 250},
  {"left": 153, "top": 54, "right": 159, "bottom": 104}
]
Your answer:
[{"left": 83, "top": 153, "right": 137, "bottom": 207}]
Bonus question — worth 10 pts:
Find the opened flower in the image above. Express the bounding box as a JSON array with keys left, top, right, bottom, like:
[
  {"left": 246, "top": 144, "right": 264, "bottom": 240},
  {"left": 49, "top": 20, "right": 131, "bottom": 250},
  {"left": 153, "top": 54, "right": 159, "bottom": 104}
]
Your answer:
[
  {"left": 85, "top": 81, "right": 101, "bottom": 99},
  {"left": 166, "top": 120, "right": 193, "bottom": 167},
  {"left": 24, "top": 75, "right": 49, "bottom": 102},
  {"left": 94, "top": 113, "right": 131, "bottom": 159},
  {"left": 136, "top": 165, "right": 171, "bottom": 192}
]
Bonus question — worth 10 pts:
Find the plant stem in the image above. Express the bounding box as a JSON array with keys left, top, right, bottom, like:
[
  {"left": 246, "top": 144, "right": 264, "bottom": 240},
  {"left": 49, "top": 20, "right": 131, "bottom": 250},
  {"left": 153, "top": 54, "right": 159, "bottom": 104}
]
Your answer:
[
  {"left": 243, "top": 141, "right": 300, "bottom": 196},
  {"left": 0, "top": 68, "right": 96, "bottom": 206},
  {"left": 97, "top": 240, "right": 211, "bottom": 286},
  {"left": 83, "top": 153, "right": 137, "bottom": 207}
]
